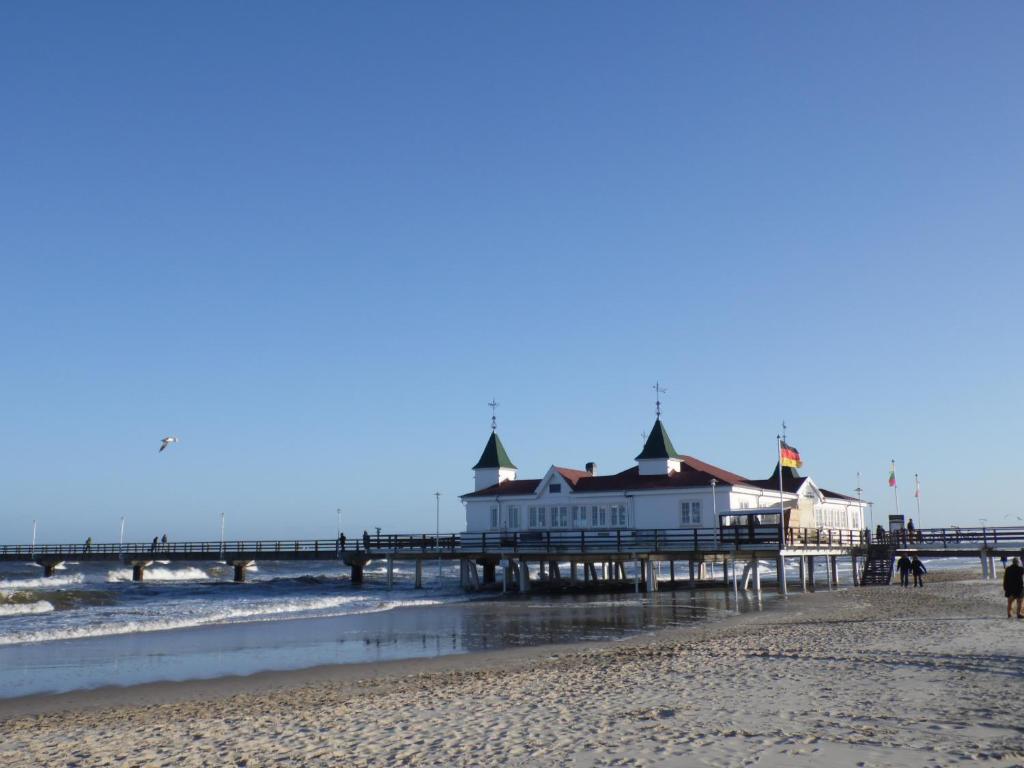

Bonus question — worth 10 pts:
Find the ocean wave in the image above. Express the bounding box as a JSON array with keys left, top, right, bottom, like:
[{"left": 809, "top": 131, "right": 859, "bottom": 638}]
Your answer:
[
  {"left": 107, "top": 566, "right": 211, "bottom": 582},
  {"left": 0, "top": 595, "right": 447, "bottom": 645},
  {"left": 0, "top": 574, "right": 86, "bottom": 590},
  {"left": 0, "top": 601, "right": 55, "bottom": 617}
]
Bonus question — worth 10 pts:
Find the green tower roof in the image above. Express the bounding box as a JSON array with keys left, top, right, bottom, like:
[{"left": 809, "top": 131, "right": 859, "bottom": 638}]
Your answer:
[
  {"left": 473, "top": 431, "right": 517, "bottom": 470},
  {"left": 635, "top": 418, "right": 681, "bottom": 461}
]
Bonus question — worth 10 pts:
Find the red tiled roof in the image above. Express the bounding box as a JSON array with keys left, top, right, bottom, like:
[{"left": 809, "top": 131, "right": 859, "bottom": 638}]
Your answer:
[
  {"left": 553, "top": 466, "right": 593, "bottom": 487},
  {"left": 463, "top": 455, "right": 753, "bottom": 499}
]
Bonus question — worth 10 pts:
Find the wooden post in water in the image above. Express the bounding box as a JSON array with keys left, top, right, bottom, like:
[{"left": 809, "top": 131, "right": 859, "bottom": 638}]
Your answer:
[
  {"left": 518, "top": 559, "right": 530, "bottom": 593},
  {"left": 752, "top": 557, "right": 761, "bottom": 596},
  {"left": 351, "top": 562, "right": 364, "bottom": 585},
  {"left": 132, "top": 563, "right": 145, "bottom": 582},
  {"left": 689, "top": 559, "right": 696, "bottom": 587},
  {"left": 830, "top": 556, "right": 838, "bottom": 589},
  {"left": 415, "top": 559, "right": 423, "bottom": 588},
  {"left": 807, "top": 556, "right": 815, "bottom": 592},
  {"left": 777, "top": 555, "right": 788, "bottom": 596},
  {"left": 386, "top": 556, "right": 394, "bottom": 590}
]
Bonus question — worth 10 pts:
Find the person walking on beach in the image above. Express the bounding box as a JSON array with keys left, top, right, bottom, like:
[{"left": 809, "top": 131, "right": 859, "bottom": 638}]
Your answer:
[
  {"left": 1004, "top": 557, "right": 1024, "bottom": 619},
  {"left": 896, "top": 554, "right": 912, "bottom": 587},
  {"left": 911, "top": 556, "right": 927, "bottom": 587}
]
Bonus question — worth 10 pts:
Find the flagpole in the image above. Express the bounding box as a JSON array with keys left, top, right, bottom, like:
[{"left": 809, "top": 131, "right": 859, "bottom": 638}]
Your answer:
[
  {"left": 892, "top": 459, "right": 901, "bottom": 519},
  {"left": 777, "top": 434, "right": 785, "bottom": 538},
  {"left": 914, "top": 473, "right": 921, "bottom": 529}
]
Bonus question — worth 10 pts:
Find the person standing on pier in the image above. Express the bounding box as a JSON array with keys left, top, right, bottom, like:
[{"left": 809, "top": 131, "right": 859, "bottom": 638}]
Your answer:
[
  {"left": 363, "top": 530, "right": 370, "bottom": 550},
  {"left": 896, "top": 554, "right": 912, "bottom": 587},
  {"left": 84, "top": 536, "right": 92, "bottom": 552},
  {"left": 1004, "top": 557, "right": 1023, "bottom": 618},
  {"left": 338, "top": 532, "right": 346, "bottom": 550},
  {"left": 911, "top": 556, "right": 927, "bottom": 587}
]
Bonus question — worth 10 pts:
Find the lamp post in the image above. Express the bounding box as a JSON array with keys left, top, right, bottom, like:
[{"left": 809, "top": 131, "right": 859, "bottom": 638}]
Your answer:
[
  {"left": 119, "top": 516, "right": 126, "bottom": 554},
  {"left": 31, "top": 519, "right": 37, "bottom": 557},
  {"left": 434, "top": 491, "right": 442, "bottom": 582},
  {"left": 336, "top": 508, "right": 342, "bottom": 539},
  {"left": 219, "top": 512, "right": 226, "bottom": 558},
  {"left": 855, "top": 472, "right": 865, "bottom": 537}
]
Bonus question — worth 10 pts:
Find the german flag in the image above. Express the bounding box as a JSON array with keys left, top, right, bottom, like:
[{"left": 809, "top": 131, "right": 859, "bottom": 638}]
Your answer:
[{"left": 780, "top": 441, "right": 802, "bottom": 468}]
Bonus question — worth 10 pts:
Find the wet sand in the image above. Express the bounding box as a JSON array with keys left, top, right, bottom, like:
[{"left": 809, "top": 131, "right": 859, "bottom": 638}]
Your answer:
[{"left": 2, "top": 571, "right": 1022, "bottom": 767}]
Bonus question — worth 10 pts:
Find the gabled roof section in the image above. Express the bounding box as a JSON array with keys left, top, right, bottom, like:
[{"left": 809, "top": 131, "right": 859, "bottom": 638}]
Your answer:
[
  {"left": 678, "top": 455, "right": 749, "bottom": 486},
  {"left": 553, "top": 466, "right": 593, "bottom": 488},
  {"left": 461, "top": 478, "right": 540, "bottom": 498},
  {"left": 635, "top": 419, "right": 680, "bottom": 461},
  {"left": 820, "top": 488, "right": 860, "bottom": 502},
  {"left": 472, "top": 431, "right": 517, "bottom": 470}
]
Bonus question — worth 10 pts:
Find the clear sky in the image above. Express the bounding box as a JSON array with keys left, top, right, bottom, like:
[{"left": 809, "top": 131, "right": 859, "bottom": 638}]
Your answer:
[{"left": 2, "top": 3, "right": 1022, "bottom": 543}]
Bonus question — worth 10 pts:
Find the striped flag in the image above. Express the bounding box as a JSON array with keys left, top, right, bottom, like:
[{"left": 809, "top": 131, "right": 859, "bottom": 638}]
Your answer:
[
  {"left": 780, "top": 441, "right": 802, "bottom": 468},
  {"left": 888, "top": 461, "right": 897, "bottom": 488}
]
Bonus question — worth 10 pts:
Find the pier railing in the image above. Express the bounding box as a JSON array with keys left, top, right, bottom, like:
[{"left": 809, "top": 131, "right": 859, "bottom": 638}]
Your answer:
[
  {"left": 9, "top": 527, "right": 1024, "bottom": 561},
  {"left": 879, "top": 526, "right": 1024, "bottom": 549}
]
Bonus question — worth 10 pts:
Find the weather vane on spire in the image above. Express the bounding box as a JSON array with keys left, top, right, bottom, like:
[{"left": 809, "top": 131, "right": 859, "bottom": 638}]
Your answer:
[
  {"left": 652, "top": 381, "right": 666, "bottom": 418},
  {"left": 488, "top": 399, "right": 500, "bottom": 432},
  {"left": 782, "top": 419, "right": 787, "bottom": 441}
]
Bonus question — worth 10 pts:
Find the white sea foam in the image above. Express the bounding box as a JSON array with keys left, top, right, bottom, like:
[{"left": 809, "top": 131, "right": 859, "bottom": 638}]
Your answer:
[
  {"left": 0, "top": 596, "right": 446, "bottom": 645},
  {"left": 0, "top": 601, "right": 55, "bottom": 617},
  {"left": 0, "top": 574, "right": 85, "bottom": 590},
  {"left": 107, "top": 566, "right": 210, "bottom": 582}
]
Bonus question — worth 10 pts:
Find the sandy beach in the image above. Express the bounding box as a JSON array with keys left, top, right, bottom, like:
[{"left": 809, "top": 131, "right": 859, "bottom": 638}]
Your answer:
[{"left": 2, "top": 572, "right": 1021, "bottom": 767}]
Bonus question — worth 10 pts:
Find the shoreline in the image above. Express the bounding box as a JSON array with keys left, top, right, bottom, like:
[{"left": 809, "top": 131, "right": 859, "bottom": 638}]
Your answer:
[
  {"left": 4, "top": 571, "right": 1022, "bottom": 767},
  {"left": 0, "top": 584, "right": 781, "bottom": 718}
]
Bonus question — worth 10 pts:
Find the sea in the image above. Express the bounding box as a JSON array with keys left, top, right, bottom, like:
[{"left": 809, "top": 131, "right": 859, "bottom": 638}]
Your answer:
[{"left": 0, "top": 554, "right": 977, "bottom": 700}]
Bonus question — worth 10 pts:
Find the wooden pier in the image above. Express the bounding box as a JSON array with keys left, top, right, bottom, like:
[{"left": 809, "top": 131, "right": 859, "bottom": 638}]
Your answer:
[{"left": 3, "top": 525, "right": 1022, "bottom": 594}]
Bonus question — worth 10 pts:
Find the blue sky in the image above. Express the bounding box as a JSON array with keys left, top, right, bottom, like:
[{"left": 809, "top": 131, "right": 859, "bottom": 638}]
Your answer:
[{"left": 2, "top": 3, "right": 1022, "bottom": 543}]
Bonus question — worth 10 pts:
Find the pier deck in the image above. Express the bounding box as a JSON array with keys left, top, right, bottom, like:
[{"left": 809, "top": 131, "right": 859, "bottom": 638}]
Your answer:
[{"left": 3, "top": 526, "right": 1022, "bottom": 591}]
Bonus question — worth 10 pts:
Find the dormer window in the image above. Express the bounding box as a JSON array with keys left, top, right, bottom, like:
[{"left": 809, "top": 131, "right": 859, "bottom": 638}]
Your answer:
[{"left": 549, "top": 483, "right": 562, "bottom": 494}]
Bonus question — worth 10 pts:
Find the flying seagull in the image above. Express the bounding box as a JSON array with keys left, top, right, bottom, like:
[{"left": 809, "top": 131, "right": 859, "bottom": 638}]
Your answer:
[{"left": 159, "top": 436, "right": 179, "bottom": 453}]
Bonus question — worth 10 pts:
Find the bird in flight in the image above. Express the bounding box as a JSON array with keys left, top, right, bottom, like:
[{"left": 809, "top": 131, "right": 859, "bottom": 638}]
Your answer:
[{"left": 159, "top": 436, "right": 179, "bottom": 453}]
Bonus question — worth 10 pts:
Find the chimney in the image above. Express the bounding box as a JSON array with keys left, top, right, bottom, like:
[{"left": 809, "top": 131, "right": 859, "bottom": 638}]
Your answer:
[{"left": 585, "top": 461, "right": 596, "bottom": 475}]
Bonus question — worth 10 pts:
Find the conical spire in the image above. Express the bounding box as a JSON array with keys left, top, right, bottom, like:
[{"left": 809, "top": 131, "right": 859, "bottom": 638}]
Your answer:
[
  {"left": 473, "top": 432, "right": 517, "bottom": 470},
  {"left": 635, "top": 418, "right": 680, "bottom": 461}
]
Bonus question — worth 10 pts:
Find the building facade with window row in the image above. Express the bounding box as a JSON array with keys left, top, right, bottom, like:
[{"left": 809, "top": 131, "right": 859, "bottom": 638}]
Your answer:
[{"left": 461, "top": 417, "right": 867, "bottom": 535}]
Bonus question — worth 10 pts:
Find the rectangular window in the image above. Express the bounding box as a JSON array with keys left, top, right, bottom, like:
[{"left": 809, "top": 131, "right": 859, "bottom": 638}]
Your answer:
[
  {"left": 549, "top": 483, "right": 562, "bottom": 494},
  {"left": 508, "top": 505, "right": 520, "bottom": 529},
  {"left": 680, "top": 501, "right": 690, "bottom": 525},
  {"left": 579, "top": 506, "right": 588, "bottom": 527},
  {"left": 691, "top": 501, "right": 701, "bottom": 524},
  {"left": 529, "top": 507, "right": 537, "bottom": 528},
  {"left": 571, "top": 506, "right": 579, "bottom": 527},
  {"left": 560, "top": 507, "right": 568, "bottom": 527},
  {"left": 597, "top": 506, "right": 606, "bottom": 527},
  {"left": 539, "top": 507, "right": 547, "bottom": 527},
  {"left": 617, "top": 505, "right": 628, "bottom": 526},
  {"left": 490, "top": 506, "right": 499, "bottom": 529}
]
